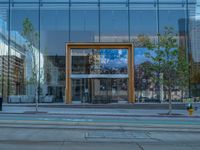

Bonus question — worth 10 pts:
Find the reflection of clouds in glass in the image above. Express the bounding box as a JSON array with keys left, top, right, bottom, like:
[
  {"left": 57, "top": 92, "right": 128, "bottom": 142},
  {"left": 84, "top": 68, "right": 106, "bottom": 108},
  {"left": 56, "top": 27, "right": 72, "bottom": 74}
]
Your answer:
[
  {"left": 104, "top": 58, "right": 128, "bottom": 69},
  {"left": 99, "top": 48, "right": 153, "bottom": 67},
  {"left": 118, "top": 49, "right": 122, "bottom": 55},
  {"left": 100, "top": 49, "right": 128, "bottom": 69}
]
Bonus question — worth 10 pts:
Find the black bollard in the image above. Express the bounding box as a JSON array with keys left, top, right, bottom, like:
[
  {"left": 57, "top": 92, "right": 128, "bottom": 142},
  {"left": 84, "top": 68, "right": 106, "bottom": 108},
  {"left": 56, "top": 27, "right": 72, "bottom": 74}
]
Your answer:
[{"left": 0, "top": 97, "right": 2, "bottom": 111}]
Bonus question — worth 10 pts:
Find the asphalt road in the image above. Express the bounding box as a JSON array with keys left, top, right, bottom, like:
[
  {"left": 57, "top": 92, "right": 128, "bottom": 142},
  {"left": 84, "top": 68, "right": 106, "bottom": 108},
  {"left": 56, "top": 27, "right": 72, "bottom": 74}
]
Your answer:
[
  {"left": 0, "top": 141, "right": 199, "bottom": 150},
  {"left": 0, "top": 113, "right": 200, "bottom": 131},
  {"left": 0, "top": 114, "right": 200, "bottom": 150},
  {"left": 0, "top": 113, "right": 200, "bottom": 125}
]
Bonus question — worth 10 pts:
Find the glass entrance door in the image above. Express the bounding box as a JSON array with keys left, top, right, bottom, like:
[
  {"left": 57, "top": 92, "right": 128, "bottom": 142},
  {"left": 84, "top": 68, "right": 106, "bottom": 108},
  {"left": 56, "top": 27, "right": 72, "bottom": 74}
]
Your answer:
[
  {"left": 71, "top": 78, "right": 90, "bottom": 103},
  {"left": 90, "top": 78, "right": 128, "bottom": 104},
  {"left": 71, "top": 78, "right": 128, "bottom": 104},
  {"left": 66, "top": 43, "right": 135, "bottom": 104}
]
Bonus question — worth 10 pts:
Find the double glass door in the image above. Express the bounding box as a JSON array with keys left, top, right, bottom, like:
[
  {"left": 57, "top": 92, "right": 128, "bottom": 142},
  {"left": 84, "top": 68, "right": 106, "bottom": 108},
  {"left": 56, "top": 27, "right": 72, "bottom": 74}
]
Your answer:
[{"left": 72, "top": 78, "right": 128, "bottom": 104}]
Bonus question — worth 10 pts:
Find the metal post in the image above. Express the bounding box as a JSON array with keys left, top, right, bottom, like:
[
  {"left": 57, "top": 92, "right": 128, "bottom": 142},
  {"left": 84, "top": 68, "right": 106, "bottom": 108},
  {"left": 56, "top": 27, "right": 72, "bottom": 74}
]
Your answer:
[{"left": 0, "top": 97, "right": 2, "bottom": 111}]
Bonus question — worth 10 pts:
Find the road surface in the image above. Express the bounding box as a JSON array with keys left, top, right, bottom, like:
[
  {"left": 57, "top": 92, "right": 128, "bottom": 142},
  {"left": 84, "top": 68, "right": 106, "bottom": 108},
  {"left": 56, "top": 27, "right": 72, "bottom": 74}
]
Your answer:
[{"left": 0, "top": 113, "right": 200, "bottom": 150}]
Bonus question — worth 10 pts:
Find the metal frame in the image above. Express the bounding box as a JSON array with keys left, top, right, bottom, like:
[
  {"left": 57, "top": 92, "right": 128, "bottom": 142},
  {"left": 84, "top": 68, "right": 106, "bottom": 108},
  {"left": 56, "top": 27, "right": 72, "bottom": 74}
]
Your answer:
[{"left": 66, "top": 43, "right": 135, "bottom": 104}]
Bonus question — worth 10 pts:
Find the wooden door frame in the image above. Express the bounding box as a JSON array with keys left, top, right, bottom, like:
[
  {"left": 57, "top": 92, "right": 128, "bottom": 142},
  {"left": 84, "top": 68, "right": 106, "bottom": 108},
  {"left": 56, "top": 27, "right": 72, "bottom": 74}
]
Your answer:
[{"left": 66, "top": 43, "right": 135, "bottom": 104}]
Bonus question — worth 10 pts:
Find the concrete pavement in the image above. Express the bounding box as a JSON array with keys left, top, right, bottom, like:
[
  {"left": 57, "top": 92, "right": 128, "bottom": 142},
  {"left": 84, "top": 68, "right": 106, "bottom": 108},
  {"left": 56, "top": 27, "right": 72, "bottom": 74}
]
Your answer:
[
  {"left": 0, "top": 126, "right": 199, "bottom": 150},
  {"left": 1, "top": 105, "right": 200, "bottom": 149},
  {"left": 1, "top": 105, "right": 200, "bottom": 117},
  {"left": 0, "top": 123, "right": 199, "bottom": 143},
  {"left": 0, "top": 142, "right": 199, "bottom": 150},
  {"left": 0, "top": 113, "right": 200, "bottom": 132},
  {"left": 1, "top": 141, "right": 198, "bottom": 150},
  {"left": 0, "top": 142, "right": 140, "bottom": 150}
]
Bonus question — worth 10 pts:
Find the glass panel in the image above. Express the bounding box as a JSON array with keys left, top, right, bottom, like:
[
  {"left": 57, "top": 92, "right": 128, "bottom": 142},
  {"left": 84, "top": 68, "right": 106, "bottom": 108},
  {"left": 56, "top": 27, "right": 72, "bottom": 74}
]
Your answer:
[
  {"left": 159, "top": 2, "right": 187, "bottom": 101},
  {"left": 71, "top": 0, "right": 98, "bottom": 2},
  {"left": 130, "top": 2, "right": 157, "bottom": 44},
  {"left": 0, "top": 4, "right": 9, "bottom": 102},
  {"left": 71, "top": 49, "right": 128, "bottom": 74},
  {"left": 72, "top": 78, "right": 128, "bottom": 103},
  {"left": 188, "top": 0, "right": 200, "bottom": 97},
  {"left": 12, "top": 0, "right": 39, "bottom": 2},
  {"left": 10, "top": 4, "right": 39, "bottom": 103},
  {"left": 159, "top": 2, "right": 186, "bottom": 33},
  {"left": 41, "top": 0, "right": 69, "bottom": 2},
  {"left": 130, "top": 2, "right": 157, "bottom": 102},
  {"left": 130, "top": 0, "right": 156, "bottom": 2},
  {"left": 100, "top": 3, "right": 129, "bottom": 42},
  {"left": 40, "top": 4, "right": 69, "bottom": 103},
  {"left": 100, "top": 0, "right": 127, "bottom": 2},
  {"left": 188, "top": 0, "right": 197, "bottom": 3},
  {"left": 159, "top": 0, "right": 186, "bottom": 3},
  {"left": 71, "top": 48, "right": 129, "bottom": 104},
  {"left": 70, "top": 3, "right": 99, "bottom": 42}
]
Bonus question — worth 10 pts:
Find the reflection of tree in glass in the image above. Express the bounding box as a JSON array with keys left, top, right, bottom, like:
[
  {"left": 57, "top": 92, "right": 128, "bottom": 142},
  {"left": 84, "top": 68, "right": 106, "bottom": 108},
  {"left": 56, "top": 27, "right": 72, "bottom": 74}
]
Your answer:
[
  {"left": 22, "top": 17, "right": 39, "bottom": 111},
  {"left": 138, "top": 26, "right": 189, "bottom": 114},
  {"left": 135, "top": 61, "right": 153, "bottom": 99}
]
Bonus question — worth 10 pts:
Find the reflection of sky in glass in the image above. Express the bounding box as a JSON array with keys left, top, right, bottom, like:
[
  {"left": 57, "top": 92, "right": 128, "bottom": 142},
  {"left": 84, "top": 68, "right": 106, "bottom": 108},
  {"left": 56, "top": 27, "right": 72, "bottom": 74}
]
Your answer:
[
  {"left": 134, "top": 47, "right": 180, "bottom": 65},
  {"left": 134, "top": 48, "right": 150, "bottom": 65},
  {"left": 0, "top": 17, "right": 26, "bottom": 47},
  {"left": 100, "top": 49, "right": 128, "bottom": 69}
]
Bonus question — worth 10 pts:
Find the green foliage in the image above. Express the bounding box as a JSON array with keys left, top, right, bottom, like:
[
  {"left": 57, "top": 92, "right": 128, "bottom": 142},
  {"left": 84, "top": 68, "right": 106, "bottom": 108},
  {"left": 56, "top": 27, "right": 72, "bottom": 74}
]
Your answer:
[
  {"left": 138, "top": 26, "right": 189, "bottom": 108},
  {"left": 22, "top": 17, "right": 40, "bottom": 110},
  {"left": 22, "top": 17, "right": 39, "bottom": 85},
  {"left": 22, "top": 17, "right": 38, "bottom": 48}
]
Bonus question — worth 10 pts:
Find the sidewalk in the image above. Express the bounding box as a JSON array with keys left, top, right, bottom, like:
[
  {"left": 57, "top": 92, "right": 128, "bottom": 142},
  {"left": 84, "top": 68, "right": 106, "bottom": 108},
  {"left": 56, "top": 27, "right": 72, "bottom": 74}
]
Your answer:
[{"left": 1, "top": 105, "right": 200, "bottom": 117}]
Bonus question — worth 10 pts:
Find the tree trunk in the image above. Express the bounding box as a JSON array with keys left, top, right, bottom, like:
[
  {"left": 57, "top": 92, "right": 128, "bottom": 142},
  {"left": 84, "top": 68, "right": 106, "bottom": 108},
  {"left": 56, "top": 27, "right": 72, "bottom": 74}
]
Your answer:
[
  {"left": 31, "top": 46, "right": 38, "bottom": 112},
  {"left": 181, "top": 89, "right": 184, "bottom": 102},
  {"left": 168, "top": 87, "right": 172, "bottom": 115}
]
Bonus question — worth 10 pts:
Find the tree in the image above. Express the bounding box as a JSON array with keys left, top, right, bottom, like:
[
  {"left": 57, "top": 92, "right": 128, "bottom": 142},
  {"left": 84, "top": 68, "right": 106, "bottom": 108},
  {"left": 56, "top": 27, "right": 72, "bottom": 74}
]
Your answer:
[
  {"left": 135, "top": 61, "right": 153, "bottom": 100},
  {"left": 138, "top": 27, "right": 189, "bottom": 114},
  {"left": 22, "top": 17, "right": 39, "bottom": 111}
]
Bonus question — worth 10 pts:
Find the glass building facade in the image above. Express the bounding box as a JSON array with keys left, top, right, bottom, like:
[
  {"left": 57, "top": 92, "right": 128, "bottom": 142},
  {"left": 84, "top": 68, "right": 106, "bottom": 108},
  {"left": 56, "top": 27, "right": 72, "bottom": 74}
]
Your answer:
[{"left": 0, "top": 0, "right": 200, "bottom": 104}]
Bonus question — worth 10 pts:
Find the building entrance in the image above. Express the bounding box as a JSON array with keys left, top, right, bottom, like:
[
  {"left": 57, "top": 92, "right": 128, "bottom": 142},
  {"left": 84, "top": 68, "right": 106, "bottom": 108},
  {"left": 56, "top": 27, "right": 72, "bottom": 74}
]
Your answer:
[{"left": 66, "top": 43, "right": 135, "bottom": 104}]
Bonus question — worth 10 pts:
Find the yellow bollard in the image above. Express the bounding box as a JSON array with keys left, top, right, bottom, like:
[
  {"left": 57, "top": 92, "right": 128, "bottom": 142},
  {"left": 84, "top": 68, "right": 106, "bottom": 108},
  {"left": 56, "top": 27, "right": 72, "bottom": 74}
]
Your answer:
[{"left": 188, "top": 109, "right": 194, "bottom": 116}]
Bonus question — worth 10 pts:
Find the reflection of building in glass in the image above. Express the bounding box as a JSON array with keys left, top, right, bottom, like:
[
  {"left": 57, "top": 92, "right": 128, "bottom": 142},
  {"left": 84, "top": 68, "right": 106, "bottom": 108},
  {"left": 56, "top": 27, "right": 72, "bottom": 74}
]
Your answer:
[
  {"left": 40, "top": 55, "right": 65, "bottom": 102},
  {"left": 189, "top": 16, "right": 200, "bottom": 97},
  {"left": 71, "top": 49, "right": 128, "bottom": 75},
  {"left": 71, "top": 48, "right": 129, "bottom": 103},
  {"left": 0, "top": 17, "right": 45, "bottom": 102},
  {"left": 0, "top": 0, "right": 200, "bottom": 104},
  {"left": 72, "top": 78, "right": 128, "bottom": 104},
  {"left": 179, "top": 12, "right": 200, "bottom": 97},
  {"left": 0, "top": 20, "right": 27, "bottom": 100}
]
